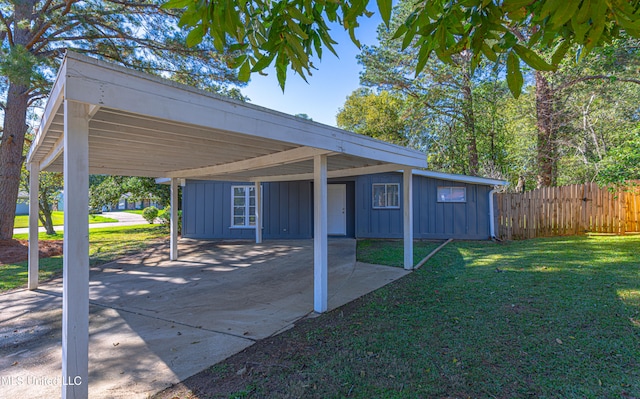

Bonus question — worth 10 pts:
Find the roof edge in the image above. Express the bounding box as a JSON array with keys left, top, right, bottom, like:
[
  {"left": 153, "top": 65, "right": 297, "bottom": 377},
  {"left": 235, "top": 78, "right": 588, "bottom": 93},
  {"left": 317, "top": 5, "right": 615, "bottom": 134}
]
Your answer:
[{"left": 412, "top": 169, "right": 508, "bottom": 186}]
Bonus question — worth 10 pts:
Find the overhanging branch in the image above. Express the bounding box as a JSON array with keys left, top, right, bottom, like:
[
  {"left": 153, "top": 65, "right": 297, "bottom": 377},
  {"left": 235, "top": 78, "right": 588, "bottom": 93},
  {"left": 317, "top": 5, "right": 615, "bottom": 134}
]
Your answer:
[{"left": 557, "top": 75, "right": 640, "bottom": 91}]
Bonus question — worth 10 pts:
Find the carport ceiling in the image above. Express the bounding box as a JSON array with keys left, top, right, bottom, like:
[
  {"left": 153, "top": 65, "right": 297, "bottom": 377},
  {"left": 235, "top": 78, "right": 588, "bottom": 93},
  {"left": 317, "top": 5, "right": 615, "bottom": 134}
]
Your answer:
[{"left": 28, "top": 52, "right": 427, "bottom": 180}]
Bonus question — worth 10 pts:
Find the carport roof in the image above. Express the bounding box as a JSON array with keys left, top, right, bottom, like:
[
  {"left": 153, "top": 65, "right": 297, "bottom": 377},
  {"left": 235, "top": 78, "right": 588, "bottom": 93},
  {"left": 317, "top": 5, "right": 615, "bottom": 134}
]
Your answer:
[{"left": 27, "top": 52, "right": 427, "bottom": 180}]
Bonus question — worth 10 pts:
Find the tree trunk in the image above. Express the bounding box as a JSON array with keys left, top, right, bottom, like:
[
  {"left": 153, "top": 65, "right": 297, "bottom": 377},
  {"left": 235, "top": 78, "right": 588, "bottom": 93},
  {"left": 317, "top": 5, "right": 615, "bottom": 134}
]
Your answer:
[
  {"left": 461, "top": 61, "right": 479, "bottom": 176},
  {"left": 39, "top": 193, "right": 56, "bottom": 235},
  {"left": 0, "top": 83, "right": 30, "bottom": 239},
  {"left": 0, "top": 0, "right": 35, "bottom": 240},
  {"left": 535, "top": 71, "right": 556, "bottom": 188}
]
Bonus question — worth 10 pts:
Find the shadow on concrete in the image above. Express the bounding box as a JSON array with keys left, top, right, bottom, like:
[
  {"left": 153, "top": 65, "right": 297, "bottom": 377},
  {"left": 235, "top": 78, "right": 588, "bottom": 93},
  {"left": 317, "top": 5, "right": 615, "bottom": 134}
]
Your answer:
[{"left": 0, "top": 239, "right": 408, "bottom": 398}]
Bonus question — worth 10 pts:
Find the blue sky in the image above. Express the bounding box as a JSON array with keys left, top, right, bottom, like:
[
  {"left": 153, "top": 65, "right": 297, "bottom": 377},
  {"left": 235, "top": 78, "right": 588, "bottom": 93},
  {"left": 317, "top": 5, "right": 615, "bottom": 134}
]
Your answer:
[{"left": 242, "top": 13, "right": 384, "bottom": 127}]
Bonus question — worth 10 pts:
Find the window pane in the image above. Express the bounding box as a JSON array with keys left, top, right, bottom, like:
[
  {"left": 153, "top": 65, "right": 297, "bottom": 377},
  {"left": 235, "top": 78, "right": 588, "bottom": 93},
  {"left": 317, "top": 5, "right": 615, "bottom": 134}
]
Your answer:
[
  {"left": 248, "top": 215, "right": 256, "bottom": 225},
  {"left": 233, "top": 216, "right": 245, "bottom": 226},
  {"left": 387, "top": 184, "right": 399, "bottom": 207},
  {"left": 437, "top": 187, "right": 466, "bottom": 202},
  {"left": 373, "top": 185, "right": 386, "bottom": 207},
  {"left": 249, "top": 197, "right": 256, "bottom": 206},
  {"left": 437, "top": 187, "right": 450, "bottom": 202},
  {"left": 233, "top": 187, "right": 245, "bottom": 196},
  {"left": 452, "top": 187, "right": 466, "bottom": 202},
  {"left": 234, "top": 197, "right": 245, "bottom": 206},
  {"left": 234, "top": 207, "right": 245, "bottom": 216}
]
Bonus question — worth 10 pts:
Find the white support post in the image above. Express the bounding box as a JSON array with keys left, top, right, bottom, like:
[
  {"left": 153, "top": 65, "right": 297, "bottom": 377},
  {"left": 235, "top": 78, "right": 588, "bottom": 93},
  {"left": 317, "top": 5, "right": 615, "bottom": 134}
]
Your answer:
[
  {"left": 313, "top": 154, "right": 328, "bottom": 313},
  {"left": 403, "top": 168, "right": 414, "bottom": 270},
  {"left": 254, "top": 181, "right": 262, "bottom": 244},
  {"left": 170, "top": 177, "right": 179, "bottom": 260},
  {"left": 28, "top": 161, "right": 40, "bottom": 290},
  {"left": 62, "top": 100, "right": 90, "bottom": 399}
]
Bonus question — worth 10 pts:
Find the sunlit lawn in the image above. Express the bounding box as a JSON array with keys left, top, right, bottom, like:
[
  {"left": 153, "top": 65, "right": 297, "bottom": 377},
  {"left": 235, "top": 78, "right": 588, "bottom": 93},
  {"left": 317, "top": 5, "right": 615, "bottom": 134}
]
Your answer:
[
  {"left": 160, "top": 235, "right": 640, "bottom": 399},
  {"left": 2, "top": 225, "right": 168, "bottom": 291},
  {"left": 13, "top": 211, "right": 117, "bottom": 229},
  {"left": 357, "top": 239, "right": 444, "bottom": 267}
]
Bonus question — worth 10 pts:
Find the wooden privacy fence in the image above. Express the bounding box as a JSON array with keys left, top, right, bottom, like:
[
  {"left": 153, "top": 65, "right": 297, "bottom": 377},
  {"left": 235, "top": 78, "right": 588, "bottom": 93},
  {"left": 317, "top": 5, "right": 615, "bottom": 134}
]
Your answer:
[{"left": 497, "top": 182, "right": 640, "bottom": 240}]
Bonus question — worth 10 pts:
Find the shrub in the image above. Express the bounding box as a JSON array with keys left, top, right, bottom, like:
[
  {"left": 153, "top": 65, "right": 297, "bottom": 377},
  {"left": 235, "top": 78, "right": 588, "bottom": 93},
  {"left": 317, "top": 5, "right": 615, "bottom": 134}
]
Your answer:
[
  {"left": 158, "top": 205, "right": 171, "bottom": 226},
  {"left": 142, "top": 206, "right": 159, "bottom": 224},
  {"left": 158, "top": 206, "right": 182, "bottom": 234}
]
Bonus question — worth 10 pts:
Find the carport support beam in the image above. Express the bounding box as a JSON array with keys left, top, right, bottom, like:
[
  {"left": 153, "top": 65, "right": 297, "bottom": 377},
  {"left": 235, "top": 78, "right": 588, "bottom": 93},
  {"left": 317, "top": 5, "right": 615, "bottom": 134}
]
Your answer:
[
  {"left": 313, "top": 154, "right": 328, "bottom": 313},
  {"left": 255, "top": 181, "right": 262, "bottom": 244},
  {"left": 403, "top": 168, "right": 414, "bottom": 270},
  {"left": 28, "top": 161, "right": 40, "bottom": 290},
  {"left": 170, "top": 177, "right": 179, "bottom": 260},
  {"left": 62, "top": 100, "right": 90, "bottom": 399}
]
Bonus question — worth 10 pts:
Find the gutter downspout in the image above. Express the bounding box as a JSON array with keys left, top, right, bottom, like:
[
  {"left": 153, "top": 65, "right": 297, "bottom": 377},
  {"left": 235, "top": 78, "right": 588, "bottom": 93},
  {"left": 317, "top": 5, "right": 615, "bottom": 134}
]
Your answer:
[{"left": 489, "top": 188, "right": 498, "bottom": 239}]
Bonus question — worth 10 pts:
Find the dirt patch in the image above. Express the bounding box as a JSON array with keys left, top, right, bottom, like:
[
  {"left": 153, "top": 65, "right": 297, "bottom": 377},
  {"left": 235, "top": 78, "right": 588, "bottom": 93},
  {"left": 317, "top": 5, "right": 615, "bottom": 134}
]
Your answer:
[{"left": 0, "top": 239, "right": 63, "bottom": 265}]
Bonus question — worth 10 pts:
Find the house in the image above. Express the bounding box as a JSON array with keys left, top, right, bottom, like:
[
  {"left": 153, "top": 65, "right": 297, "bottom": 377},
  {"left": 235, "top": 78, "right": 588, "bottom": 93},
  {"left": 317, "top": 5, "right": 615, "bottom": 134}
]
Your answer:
[
  {"left": 116, "top": 193, "right": 160, "bottom": 211},
  {"left": 182, "top": 170, "right": 506, "bottom": 242},
  {"left": 15, "top": 191, "right": 29, "bottom": 215},
  {"left": 26, "top": 52, "right": 432, "bottom": 397}
]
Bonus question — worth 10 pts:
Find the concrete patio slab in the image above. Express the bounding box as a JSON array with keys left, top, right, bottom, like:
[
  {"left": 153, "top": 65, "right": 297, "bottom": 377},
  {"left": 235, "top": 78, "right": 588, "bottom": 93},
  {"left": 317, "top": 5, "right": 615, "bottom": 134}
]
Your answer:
[{"left": 0, "top": 239, "right": 408, "bottom": 398}]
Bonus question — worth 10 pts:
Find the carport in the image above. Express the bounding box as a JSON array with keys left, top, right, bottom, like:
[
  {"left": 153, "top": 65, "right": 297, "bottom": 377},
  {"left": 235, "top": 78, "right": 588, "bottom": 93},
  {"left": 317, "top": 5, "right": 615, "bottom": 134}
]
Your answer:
[{"left": 26, "top": 51, "right": 427, "bottom": 398}]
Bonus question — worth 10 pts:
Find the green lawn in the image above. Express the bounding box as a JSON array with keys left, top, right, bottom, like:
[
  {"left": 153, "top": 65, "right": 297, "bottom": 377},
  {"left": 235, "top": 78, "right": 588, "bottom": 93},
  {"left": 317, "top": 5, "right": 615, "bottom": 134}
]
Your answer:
[
  {"left": 154, "top": 235, "right": 640, "bottom": 399},
  {"left": 2, "top": 225, "right": 168, "bottom": 291},
  {"left": 13, "top": 211, "right": 118, "bottom": 229},
  {"left": 357, "top": 239, "right": 444, "bottom": 267}
]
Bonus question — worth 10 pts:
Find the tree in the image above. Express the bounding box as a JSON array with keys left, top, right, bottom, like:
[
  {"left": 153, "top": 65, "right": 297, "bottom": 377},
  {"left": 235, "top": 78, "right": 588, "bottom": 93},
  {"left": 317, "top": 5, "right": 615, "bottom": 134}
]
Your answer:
[
  {"left": 20, "top": 166, "right": 63, "bottom": 235},
  {"left": 597, "top": 128, "right": 640, "bottom": 186},
  {"left": 89, "top": 176, "right": 171, "bottom": 210},
  {"left": 336, "top": 89, "right": 408, "bottom": 146},
  {"left": 529, "top": 37, "right": 640, "bottom": 187},
  {"left": 0, "top": 0, "right": 242, "bottom": 240},
  {"left": 167, "top": 0, "right": 640, "bottom": 94},
  {"left": 350, "top": 0, "right": 514, "bottom": 176}
]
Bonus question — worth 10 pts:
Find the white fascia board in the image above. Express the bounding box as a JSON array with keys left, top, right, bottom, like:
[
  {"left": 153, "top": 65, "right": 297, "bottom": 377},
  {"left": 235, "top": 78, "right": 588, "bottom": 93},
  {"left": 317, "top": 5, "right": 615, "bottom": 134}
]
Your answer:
[
  {"left": 167, "top": 147, "right": 333, "bottom": 178},
  {"left": 155, "top": 177, "right": 186, "bottom": 186},
  {"left": 62, "top": 52, "right": 428, "bottom": 169},
  {"left": 247, "top": 163, "right": 405, "bottom": 182},
  {"left": 27, "top": 57, "right": 67, "bottom": 164},
  {"left": 412, "top": 169, "right": 508, "bottom": 186}
]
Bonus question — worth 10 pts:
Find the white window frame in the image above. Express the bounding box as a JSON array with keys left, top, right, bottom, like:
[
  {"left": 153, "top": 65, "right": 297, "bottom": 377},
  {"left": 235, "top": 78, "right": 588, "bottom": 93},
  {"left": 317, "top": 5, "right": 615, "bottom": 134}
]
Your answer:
[
  {"left": 372, "top": 183, "right": 400, "bottom": 209},
  {"left": 437, "top": 186, "right": 467, "bottom": 203},
  {"left": 231, "top": 185, "right": 257, "bottom": 228}
]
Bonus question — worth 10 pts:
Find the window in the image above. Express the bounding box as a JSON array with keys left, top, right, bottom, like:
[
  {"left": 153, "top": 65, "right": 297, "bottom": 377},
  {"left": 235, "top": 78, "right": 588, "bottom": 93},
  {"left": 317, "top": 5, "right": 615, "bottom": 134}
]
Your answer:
[
  {"left": 437, "top": 186, "right": 466, "bottom": 203},
  {"left": 372, "top": 183, "right": 400, "bottom": 209},
  {"left": 231, "top": 185, "right": 256, "bottom": 227}
]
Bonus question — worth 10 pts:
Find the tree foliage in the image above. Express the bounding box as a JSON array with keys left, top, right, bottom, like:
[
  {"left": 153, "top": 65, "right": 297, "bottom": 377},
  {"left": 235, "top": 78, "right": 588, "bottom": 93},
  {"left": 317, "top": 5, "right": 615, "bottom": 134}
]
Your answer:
[
  {"left": 336, "top": 89, "right": 408, "bottom": 146},
  {"left": 341, "top": 1, "right": 640, "bottom": 189},
  {"left": 597, "top": 129, "right": 640, "bottom": 186},
  {"left": 0, "top": 0, "right": 241, "bottom": 240},
  {"left": 347, "top": 0, "right": 508, "bottom": 176},
  {"left": 166, "top": 0, "right": 640, "bottom": 94},
  {"left": 89, "top": 176, "right": 171, "bottom": 210},
  {"left": 20, "top": 161, "right": 63, "bottom": 235}
]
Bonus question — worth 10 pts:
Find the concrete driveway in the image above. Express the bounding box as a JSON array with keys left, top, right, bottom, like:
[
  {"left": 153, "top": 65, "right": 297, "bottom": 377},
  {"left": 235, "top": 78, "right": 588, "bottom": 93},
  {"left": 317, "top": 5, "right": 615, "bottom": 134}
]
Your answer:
[{"left": 0, "top": 239, "right": 408, "bottom": 398}]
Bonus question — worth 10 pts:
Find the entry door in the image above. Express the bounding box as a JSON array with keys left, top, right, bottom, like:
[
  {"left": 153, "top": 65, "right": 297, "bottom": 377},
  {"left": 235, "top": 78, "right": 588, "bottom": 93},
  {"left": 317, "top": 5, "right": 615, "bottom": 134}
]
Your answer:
[{"left": 327, "top": 184, "right": 347, "bottom": 235}]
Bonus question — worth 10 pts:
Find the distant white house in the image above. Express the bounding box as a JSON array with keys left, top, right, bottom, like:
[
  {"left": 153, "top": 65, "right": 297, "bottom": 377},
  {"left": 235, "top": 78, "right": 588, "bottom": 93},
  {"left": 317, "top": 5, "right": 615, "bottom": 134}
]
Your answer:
[
  {"left": 16, "top": 191, "right": 29, "bottom": 215},
  {"left": 116, "top": 193, "right": 160, "bottom": 211}
]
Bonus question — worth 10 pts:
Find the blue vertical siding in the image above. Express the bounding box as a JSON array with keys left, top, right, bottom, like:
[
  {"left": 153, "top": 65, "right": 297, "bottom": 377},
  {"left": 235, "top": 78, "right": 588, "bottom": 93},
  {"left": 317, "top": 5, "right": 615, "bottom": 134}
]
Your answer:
[
  {"left": 264, "top": 181, "right": 313, "bottom": 239},
  {"left": 355, "top": 174, "right": 492, "bottom": 240},
  {"left": 183, "top": 173, "right": 494, "bottom": 241},
  {"left": 355, "top": 173, "right": 403, "bottom": 238},
  {"left": 182, "top": 180, "right": 314, "bottom": 240}
]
